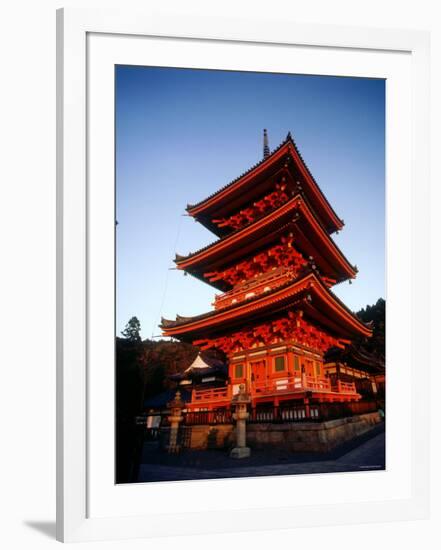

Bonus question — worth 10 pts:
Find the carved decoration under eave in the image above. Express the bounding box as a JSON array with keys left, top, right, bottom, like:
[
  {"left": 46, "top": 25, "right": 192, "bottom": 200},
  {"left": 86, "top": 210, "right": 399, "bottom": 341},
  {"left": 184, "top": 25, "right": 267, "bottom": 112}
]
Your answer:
[
  {"left": 193, "top": 310, "right": 343, "bottom": 355},
  {"left": 204, "top": 234, "right": 308, "bottom": 287},
  {"left": 211, "top": 181, "right": 289, "bottom": 231}
]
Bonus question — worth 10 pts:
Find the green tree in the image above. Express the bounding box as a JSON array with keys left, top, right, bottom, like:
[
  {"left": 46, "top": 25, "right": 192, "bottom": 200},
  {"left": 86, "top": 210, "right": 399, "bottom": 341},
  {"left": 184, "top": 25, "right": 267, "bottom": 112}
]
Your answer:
[{"left": 121, "top": 316, "right": 142, "bottom": 342}]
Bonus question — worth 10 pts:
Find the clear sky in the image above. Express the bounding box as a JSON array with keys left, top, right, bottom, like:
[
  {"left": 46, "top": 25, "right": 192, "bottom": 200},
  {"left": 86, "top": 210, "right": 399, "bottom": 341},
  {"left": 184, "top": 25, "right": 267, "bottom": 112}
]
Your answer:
[{"left": 116, "top": 66, "right": 385, "bottom": 340}]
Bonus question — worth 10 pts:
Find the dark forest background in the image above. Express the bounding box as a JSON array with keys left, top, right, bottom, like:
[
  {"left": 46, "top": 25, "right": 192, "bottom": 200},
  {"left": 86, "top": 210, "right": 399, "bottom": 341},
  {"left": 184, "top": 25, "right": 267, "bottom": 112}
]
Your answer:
[
  {"left": 356, "top": 298, "right": 385, "bottom": 363},
  {"left": 116, "top": 298, "right": 385, "bottom": 482}
]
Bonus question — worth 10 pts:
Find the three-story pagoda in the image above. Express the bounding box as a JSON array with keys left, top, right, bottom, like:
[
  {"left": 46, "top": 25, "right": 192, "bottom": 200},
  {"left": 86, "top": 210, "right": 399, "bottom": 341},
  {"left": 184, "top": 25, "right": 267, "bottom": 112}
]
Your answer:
[{"left": 161, "top": 131, "right": 372, "bottom": 412}]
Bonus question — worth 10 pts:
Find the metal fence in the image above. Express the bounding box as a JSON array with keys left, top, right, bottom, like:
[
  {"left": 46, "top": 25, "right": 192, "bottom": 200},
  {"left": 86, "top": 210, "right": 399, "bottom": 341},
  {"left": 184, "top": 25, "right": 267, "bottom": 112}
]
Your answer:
[
  {"left": 308, "top": 400, "right": 379, "bottom": 422},
  {"left": 249, "top": 405, "right": 315, "bottom": 423},
  {"left": 149, "top": 400, "right": 381, "bottom": 453},
  {"left": 183, "top": 409, "right": 233, "bottom": 426},
  {"left": 175, "top": 400, "right": 380, "bottom": 426}
]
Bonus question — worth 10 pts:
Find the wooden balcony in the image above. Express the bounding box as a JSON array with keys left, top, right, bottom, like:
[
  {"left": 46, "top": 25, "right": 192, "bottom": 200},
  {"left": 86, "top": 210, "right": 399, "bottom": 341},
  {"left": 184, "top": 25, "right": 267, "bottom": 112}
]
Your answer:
[
  {"left": 190, "top": 375, "right": 357, "bottom": 407},
  {"left": 332, "top": 379, "right": 358, "bottom": 394},
  {"left": 252, "top": 374, "right": 357, "bottom": 397},
  {"left": 212, "top": 268, "right": 295, "bottom": 310},
  {"left": 191, "top": 386, "right": 231, "bottom": 403}
]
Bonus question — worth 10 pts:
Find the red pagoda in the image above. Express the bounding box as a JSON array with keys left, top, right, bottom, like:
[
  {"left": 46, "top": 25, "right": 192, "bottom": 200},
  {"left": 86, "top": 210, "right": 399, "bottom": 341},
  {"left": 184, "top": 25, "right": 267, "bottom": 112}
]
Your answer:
[{"left": 161, "top": 131, "right": 372, "bottom": 413}]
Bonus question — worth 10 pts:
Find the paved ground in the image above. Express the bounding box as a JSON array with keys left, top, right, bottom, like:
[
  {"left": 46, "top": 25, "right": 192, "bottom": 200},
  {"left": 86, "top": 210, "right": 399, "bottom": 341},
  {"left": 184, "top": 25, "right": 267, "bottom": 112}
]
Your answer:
[{"left": 136, "top": 423, "right": 385, "bottom": 483}]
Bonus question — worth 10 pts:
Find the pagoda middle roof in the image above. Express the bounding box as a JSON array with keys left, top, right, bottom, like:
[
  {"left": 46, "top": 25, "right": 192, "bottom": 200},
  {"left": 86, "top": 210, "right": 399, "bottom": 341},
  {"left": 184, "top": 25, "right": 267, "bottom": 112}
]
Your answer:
[
  {"left": 161, "top": 271, "right": 372, "bottom": 342},
  {"left": 176, "top": 194, "right": 357, "bottom": 289},
  {"left": 186, "top": 133, "right": 344, "bottom": 235}
]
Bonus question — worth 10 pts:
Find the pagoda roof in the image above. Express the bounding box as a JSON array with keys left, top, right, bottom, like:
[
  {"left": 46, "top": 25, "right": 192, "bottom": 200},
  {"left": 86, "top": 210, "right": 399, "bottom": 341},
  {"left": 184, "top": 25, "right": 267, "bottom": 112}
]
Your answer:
[
  {"left": 160, "top": 271, "right": 372, "bottom": 342},
  {"left": 325, "top": 344, "right": 384, "bottom": 374},
  {"left": 169, "top": 353, "right": 228, "bottom": 381},
  {"left": 176, "top": 195, "right": 356, "bottom": 289},
  {"left": 186, "top": 133, "right": 344, "bottom": 235},
  {"left": 184, "top": 352, "right": 225, "bottom": 373}
]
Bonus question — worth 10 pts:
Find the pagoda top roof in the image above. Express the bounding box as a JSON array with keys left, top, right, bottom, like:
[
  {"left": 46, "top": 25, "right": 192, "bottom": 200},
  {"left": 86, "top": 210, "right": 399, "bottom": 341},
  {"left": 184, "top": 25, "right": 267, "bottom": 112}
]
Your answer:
[
  {"left": 186, "top": 132, "right": 344, "bottom": 235},
  {"left": 175, "top": 194, "right": 357, "bottom": 289},
  {"left": 160, "top": 271, "right": 372, "bottom": 341}
]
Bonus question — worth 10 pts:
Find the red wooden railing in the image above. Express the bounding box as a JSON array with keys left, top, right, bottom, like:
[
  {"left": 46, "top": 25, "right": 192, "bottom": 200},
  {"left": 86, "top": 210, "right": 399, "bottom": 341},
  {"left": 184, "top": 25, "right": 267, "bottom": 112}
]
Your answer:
[
  {"left": 213, "top": 269, "right": 295, "bottom": 310},
  {"left": 253, "top": 375, "right": 302, "bottom": 395},
  {"left": 190, "top": 376, "right": 357, "bottom": 405},
  {"left": 332, "top": 380, "right": 357, "bottom": 394},
  {"left": 192, "top": 386, "right": 230, "bottom": 403},
  {"left": 252, "top": 374, "right": 356, "bottom": 396},
  {"left": 304, "top": 375, "right": 331, "bottom": 391},
  {"left": 155, "top": 400, "right": 380, "bottom": 428}
]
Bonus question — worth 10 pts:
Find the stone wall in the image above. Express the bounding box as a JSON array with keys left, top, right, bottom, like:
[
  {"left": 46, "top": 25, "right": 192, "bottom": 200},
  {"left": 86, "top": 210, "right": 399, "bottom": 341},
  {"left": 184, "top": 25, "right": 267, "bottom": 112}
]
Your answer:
[
  {"left": 247, "top": 412, "right": 381, "bottom": 453},
  {"left": 188, "top": 424, "right": 235, "bottom": 450},
  {"left": 178, "top": 412, "right": 381, "bottom": 452}
]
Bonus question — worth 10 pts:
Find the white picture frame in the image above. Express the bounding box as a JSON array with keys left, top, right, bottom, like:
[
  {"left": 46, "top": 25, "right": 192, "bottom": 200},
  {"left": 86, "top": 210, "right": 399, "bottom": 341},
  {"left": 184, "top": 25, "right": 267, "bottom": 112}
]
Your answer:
[{"left": 56, "top": 7, "right": 430, "bottom": 543}]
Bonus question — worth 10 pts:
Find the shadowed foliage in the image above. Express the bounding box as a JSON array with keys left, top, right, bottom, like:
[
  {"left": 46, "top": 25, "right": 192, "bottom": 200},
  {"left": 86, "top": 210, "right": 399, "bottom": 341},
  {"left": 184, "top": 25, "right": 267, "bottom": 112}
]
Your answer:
[{"left": 356, "top": 298, "right": 385, "bottom": 362}]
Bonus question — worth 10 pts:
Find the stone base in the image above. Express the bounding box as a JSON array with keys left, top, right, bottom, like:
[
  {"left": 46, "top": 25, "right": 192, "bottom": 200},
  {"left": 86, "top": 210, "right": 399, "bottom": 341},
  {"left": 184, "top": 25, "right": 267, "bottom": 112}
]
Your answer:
[
  {"left": 160, "top": 412, "right": 381, "bottom": 453},
  {"left": 188, "top": 424, "right": 234, "bottom": 450},
  {"left": 247, "top": 411, "right": 382, "bottom": 453},
  {"left": 230, "top": 446, "right": 251, "bottom": 459}
]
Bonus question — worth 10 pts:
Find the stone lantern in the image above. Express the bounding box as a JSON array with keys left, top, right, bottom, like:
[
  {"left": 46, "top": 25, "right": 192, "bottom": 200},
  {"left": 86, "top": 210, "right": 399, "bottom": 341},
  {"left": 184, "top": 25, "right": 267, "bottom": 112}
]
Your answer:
[
  {"left": 166, "top": 390, "right": 185, "bottom": 454},
  {"left": 230, "top": 384, "right": 251, "bottom": 459}
]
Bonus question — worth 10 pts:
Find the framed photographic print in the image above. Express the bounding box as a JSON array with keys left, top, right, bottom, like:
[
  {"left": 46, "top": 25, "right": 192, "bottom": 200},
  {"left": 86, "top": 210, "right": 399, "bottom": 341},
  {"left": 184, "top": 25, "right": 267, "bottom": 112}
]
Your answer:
[{"left": 56, "top": 7, "right": 430, "bottom": 543}]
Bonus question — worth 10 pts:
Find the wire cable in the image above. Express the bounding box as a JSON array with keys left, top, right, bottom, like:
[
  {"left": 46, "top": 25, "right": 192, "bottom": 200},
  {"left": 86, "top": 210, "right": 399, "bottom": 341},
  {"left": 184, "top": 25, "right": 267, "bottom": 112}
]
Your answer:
[{"left": 150, "top": 213, "right": 185, "bottom": 339}]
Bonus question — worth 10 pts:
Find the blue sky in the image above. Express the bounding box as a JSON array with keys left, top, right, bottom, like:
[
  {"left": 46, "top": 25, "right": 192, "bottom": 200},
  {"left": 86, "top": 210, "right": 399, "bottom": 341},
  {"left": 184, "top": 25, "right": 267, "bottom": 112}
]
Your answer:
[{"left": 116, "top": 66, "right": 385, "bottom": 339}]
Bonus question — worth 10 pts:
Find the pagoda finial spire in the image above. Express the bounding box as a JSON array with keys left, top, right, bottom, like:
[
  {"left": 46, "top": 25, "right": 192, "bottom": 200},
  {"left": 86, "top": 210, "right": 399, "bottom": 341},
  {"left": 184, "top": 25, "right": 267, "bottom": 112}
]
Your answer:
[{"left": 263, "top": 129, "right": 270, "bottom": 159}]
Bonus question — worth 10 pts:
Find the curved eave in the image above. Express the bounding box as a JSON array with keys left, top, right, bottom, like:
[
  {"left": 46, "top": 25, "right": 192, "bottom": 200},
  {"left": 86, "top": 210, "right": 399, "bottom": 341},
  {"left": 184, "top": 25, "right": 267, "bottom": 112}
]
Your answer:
[
  {"left": 295, "top": 198, "right": 357, "bottom": 280},
  {"left": 303, "top": 277, "right": 372, "bottom": 339},
  {"left": 176, "top": 195, "right": 356, "bottom": 286},
  {"left": 325, "top": 346, "right": 385, "bottom": 373},
  {"left": 161, "top": 272, "right": 372, "bottom": 341},
  {"left": 186, "top": 137, "right": 344, "bottom": 233},
  {"left": 177, "top": 196, "right": 301, "bottom": 270}
]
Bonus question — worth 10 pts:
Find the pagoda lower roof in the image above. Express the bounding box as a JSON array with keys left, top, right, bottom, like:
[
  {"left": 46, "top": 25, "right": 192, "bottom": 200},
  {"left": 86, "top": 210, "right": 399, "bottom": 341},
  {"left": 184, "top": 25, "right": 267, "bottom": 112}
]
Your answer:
[
  {"left": 186, "top": 133, "right": 344, "bottom": 235},
  {"left": 176, "top": 195, "right": 356, "bottom": 289},
  {"left": 325, "top": 344, "right": 384, "bottom": 373},
  {"left": 161, "top": 271, "right": 372, "bottom": 342}
]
